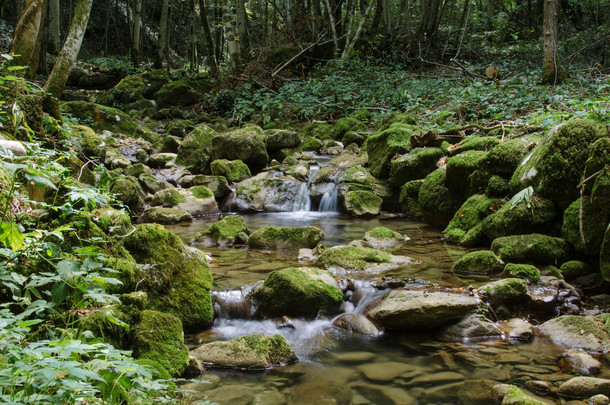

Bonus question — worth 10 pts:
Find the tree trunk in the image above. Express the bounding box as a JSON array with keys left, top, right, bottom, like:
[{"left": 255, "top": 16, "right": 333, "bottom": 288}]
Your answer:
[
  {"left": 381, "top": 0, "right": 392, "bottom": 33},
  {"left": 199, "top": 0, "right": 218, "bottom": 77},
  {"left": 131, "top": 0, "right": 142, "bottom": 67},
  {"left": 323, "top": 0, "right": 338, "bottom": 55},
  {"left": 154, "top": 0, "right": 169, "bottom": 69},
  {"left": 542, "top": 0, "right": 566, "bottom": 84},
  {"left": 341, "top": 0, "right": 374, "bottom": 61},
  {"left": 47, "top": 0, "right": 60, "bottom": 54},
  {"left": 235, "top": 0, "right": 249, "bottom": 61},
  {"left": 221, "top": 0, "right": 239, "bottom": 71},
  {"left": 10, "top": 0, "right": 46, "bottom": 79},
  {"left": 43, "top": 0, "right": 93, "bottom": 118}
]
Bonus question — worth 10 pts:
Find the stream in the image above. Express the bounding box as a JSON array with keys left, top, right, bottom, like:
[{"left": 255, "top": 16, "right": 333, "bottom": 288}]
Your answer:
[{"left": 165, "top": 213, "right": 603, "bottom": 404}]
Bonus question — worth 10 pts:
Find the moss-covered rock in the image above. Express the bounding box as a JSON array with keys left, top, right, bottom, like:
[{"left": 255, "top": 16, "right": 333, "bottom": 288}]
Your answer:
[
  {"left": 374, "top": 112, "right": 417, "bottom": 132},
  {"left": 193, "top": 215, "right": 250, "bottom": 246},
  {"left": 452, "top": 250, "right": 504, "bottom": 275},
  {"left": 562, "top": 197, "right": 608, "bottom": 256},
  {"left": 248, "top": 226, "right": 324, "bottom": 250},
  {"left": 210, "top": 159, "right": 251, "bottom": 183},
  {"left": 342, "top": 131, "right": 367, "bottom": 147},
  {"left": 80, "top": 305, "right": 131, "bottom": 349},
  {"left": 418, "top": 168, "right": 463, "bottom": 228},
  {"left": 110, "top": 176, "right": 145, "bottom": 215},
  {"left": 601, "top": 225, "right": 610, "bottom": 282},
  {"left": 483, "top": 138, "right": 530, "bottom": 177},
  {"left": 560, "top": 260, "right": 593, "bottom": 281},
  {"left": 510, "top": 119, "right": 608, "bottom": 208},
  {"left": 343, "top": 190, "right": 382, "bottom": 217},
  {"left": 491, "top": 233, "right": 571, "bottom": 265},
  {"left": 140, "top": 207, "right": 193, "bottom": 224},
  {"left": 234, "top": 172, "right": 302, "bottom": 212},
  {"left": 122, "top": 224, "right": 213, "bottom": 329},
  {"left": 69, "top": 124, "right": 106, "bottom": 160},
  {"left": 252, "top": 267, "right": 343, "bottom": 317},
  {"left": 211, "top": 126, "right": 268, "bottom": 172},
  {"left": 190, "top": 334, "right": 297, "bottom": 369},
  {"left": 264, "top": 129, "right": 301, "bottom": 150},
  {"left": 332, "top": 117, "right": 366, "bottom": 140},
  {"left": 448, "top": 136, "right": 499, "bottom": 156},
  {"left": 481, "top": 197, "right": 556, "bottom": 240},
  {"left": 495, "top": 385, "right": 546, "bottom": 405},
  {"left": 539, "top": 314, "right": 610, "bottom": 352},
  {"left": 138, "top": 173, "right": 172, "bottom": 194},
  {"left": 99, "top": 69, "right": 170, "bottom": 107},
  {"left": 363, "top": 227, "right": 409, "bottom": 248},
  {"left": 367, "top": 124, "right": 416, "bottom": 178},
  {"left": 399, "top": 180, "right": 423, "bottom": 218},
  {"left": 301, "top": 137, "right": 323, "bottom": 152},
  {"left": 132, "top": 310, "right": 189, "bottom": 377},
  {"left": 60, "top": 101, "right": 157, "bottom": 142},
  {"left": 165, "top": 119, "right": 195, "bottom": 137},
  {"left": 316, "top": 246, "right": 394, "bottom": 271},
  {"left": 150, "top": 186, "right": 218, "bottom": 217},
  {"left": 388, "top": 147, "right": 444, "bottom": 187},
  {"left": 175, "top": 124, "right": 217, "bottom": 174},
  {"left": 300, "top": 121, "right": 333, "bottom": 140},
  {"left": 444, "top": 194, "right": 499, "bottom": 245},
  {"left": 90, "top": 207, "right": 132, "bottom": 237},
  {"left": 445, "top": 150, "right": 488, "bottom": 195},
  {"left": 124, "top": 162, "right": 152, "bottom": 178},
  {"left": 502, "top": 263, "right": 541, "bottom": 283},
  {"left": 178, "top": 174, "right": 231, "bottom": 199},
  {"left": 585, "top": 138, "right": 610, "bottom": 180},
  {"left": 479, "top": 278, "right": 529, "bottom": 308},
  {"left": 486, "top": 175, "right": 511, "bottom": 197},
  {"left": 154, "top": 78, "right": 212, "bottom": 108}
]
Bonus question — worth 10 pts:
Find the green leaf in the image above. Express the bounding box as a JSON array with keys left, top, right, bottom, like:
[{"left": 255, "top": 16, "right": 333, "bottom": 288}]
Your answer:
[
  {"left": 57, "top": 260, "right": 80, "bottom": 282},
  {"left": 51, "top": 282, "right": 70, "bottom": 306},
  {"left": 0, "top": 222, "right": 25, "bottom": 251},
  {"left": 509, "top": 186, "right": 534, "bottom": 209},
  {"left": 23, "top": 168, "right": 57, "bottom": 190}
]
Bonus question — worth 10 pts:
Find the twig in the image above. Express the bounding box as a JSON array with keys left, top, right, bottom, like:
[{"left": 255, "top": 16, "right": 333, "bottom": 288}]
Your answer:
[
  {"left": 450, "top": 58, "right": 485, "bottom": 80},
  {"left": 272, "top": 34, "right": 329, "bottom": 77},
  {"left": 576, "top": 169, "right": 603, "bottom": 188}
]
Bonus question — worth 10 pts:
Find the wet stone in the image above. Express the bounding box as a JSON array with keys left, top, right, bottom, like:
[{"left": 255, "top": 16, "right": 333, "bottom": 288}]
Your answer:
[
  {"left": 352, "top": 383, "right": 417, "bottom": 405},
  {"left": 203, "top": 385, "right": 256, "bottom": 405},
  {"left": 494, "top": 353, "right": 530, "bottom": 364},
  {"left": 357, "top": 362, "right": 417, "bottom": 382},
  {"left": 333, "top": 351, "right": 376, "bottom": 363},
  {"left": 407, "top": 371, "right": 465, "bottom": 386}
]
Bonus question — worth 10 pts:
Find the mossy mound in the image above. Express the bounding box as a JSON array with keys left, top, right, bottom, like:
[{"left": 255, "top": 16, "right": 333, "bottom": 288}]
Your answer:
[
  {"left": 248, "top": 226, "right": 324, "bottom": 250},
  {"left": 367, "top": 124, "right": 416, "bottom": 178},
  {"left": 560, "top": 260, "right": 593, "bottom": 281},
  {"left": 343, "top": 166, "right": 372, "bottom": 186},
  {"left": 562, "top": 197, "right": 608, "bottom": 256},
  {"left": 210, "top": 159, "right": 251, "bottom": 183},
  {"left": 452, "top": 250, "right": 504, "bottom": 275},
  {"left": 418, "top": 168, "right": 463, "bottom": 228},
  {"left": 165, "top": 119, "right": 195, "bottom": 137},
  {"left": 252, "top": 267, "right": 343, "bottom": 318},
  {"left": 483, "top": 138, "right": 529, "bottom": 177},
  {"left": 140, "top": 207, "right": 193, "bottom": 224},
  {"left": 363, "top": 227, "right": 408, "bottom": 247},
  {"left": 122, "top": 224, "right": 213, "bottom": 329},
  {"left": 388, "top": 147, "right": 444, "bottom": 187},
  {"left": 601, "top": 225, "right": 610, "bottom": 281},
  {"left": 448, "top": 136, "right": 499, "bottom": 156},
  {"left": 444, "top": 194, "right": 499, "bottom": 245},
  {"left": 138, "top": 172, "right": 172, "bottom": 194},
  {"left": 60, "top": 101, "right": 157, "bottom": 142},
  {"left": 90, "top": 207, "right": 132, "bottom": 237},
  {"left": 332, "top": 117, "right": 366, "bottom": 140},
  {"left": 190, "top": 334, "right": 297, "bottom": 370},
  {"left": 481, "top": 197, "right": 556, "bottom": 240},
  {"left": 99, "top": 69, "right": 169, "bottom": 107},
  {"left": 132, "top": 310, "right": 189, "bottom": 377},
  {"left": 585, "top": 138, "right": 610, "bottom": 179},
  {"left": 374, "top": 112, "right": 417, "bottom": 131},
  {"left": 343, "top": 190, "right": 383, "bottom": 217},
  {"left": 316, "top": 246, "right": 392, "bottom": 271},
  {"left": 264, "top": 129, "right": 301, "bottom": 150},
  {"left": 399, "top": 180, "right": 423, "bottom": 218},
  {"left": 445, "top": 150, "right": 488, "bottom": 195},
  {"left": 503, "top": 263, "right": 541, "bottom": 283},
  {"left": 80, "top": 305, "right": 131, "bottom": 349},
  {"left": 69, "top": 124, "right": 106, "bottom": 160},
  {"left": 154, "top": 77, "right": 213, "bottom": 108},
  {"left": 486, "top": 175, "right": 511, "bottom": 197},
  {"left": 510, "top": 119, "right": 608, "bottom": 209},
  {"left": 178, "top": 175, "right": 230, "bottom": 199},
  {"left": 211, "top": 126, "right": 268, "bottom": 172},
  {"left": 479, "top": 278, "right": 529, "bottom": 308},
  {"left": 301, "top": 137, "right": 323, "bottom": 152},
  {"left": 193, "top": 215, "right": 250, "bottom": 246},
  {"left": 175, "top": 124, "right": 217, "bottom": 174},
  {"left": 300, "top": 121, "right": 333, "bottom": 140},
  {"left": 491, "top": 233, "right": 571, "bottom": 265}
]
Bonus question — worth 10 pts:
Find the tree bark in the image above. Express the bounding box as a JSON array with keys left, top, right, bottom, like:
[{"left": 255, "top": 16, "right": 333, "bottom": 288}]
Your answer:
[
  {"left": 47, "top": 0, "right": 60, "bottom": 54},
  {"left": 154, "top": 0, "right": 169, "bottom": 69},
  {"left": 323, "top": 0, "right": 338, "bottom": 55},
  {"left": 43, "top": 0, "right": 93, "bottom": 117},
  {"left": 235, "top": 0, "right": 249, "bottom": 61},
  {"left": 131, "top": 0, "right": 142, "bottom": 67},
  {"left": 542, "top": 0, "right": 566, "bottom": 84},
  {"left": 221, "top": 0, "right": 240, "bottom": 71},
  {"left": 341, "top": 0, "right": 374, "bottom": 60},
  {"left": 10, "top": 0, "right": 46, "bottom": 79},
  {"left": 199, "top": 0, "right": 218, "bottom": 77}
]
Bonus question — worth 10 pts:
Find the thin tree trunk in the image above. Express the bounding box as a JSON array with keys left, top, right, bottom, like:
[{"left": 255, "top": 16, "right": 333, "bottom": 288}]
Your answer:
[
  {"left": 542, "top": 0, "right": 565, "bottom": 84},
  {"left": 236, "top": 0, "right": 249, "bottom": 61},
  {"left": 221, "top": 0, "right": 239, "bottom": 71},
  {"left": 323, "top": 0, "right": 338, "bottom": 54},
  {"left": 214, "top": 0, "right": 223, "bottom": 62},
  {"left": 199, "top": 0, "right": 218, "bottom": 77},
  {"left": 381, "top": 0, "right": 392, "bottom": 33},
  {"left": 341, "top": 0, "right": 374, "bottom": 60},
  {"left": 43, "top": 0, "right": 93, "bottom": 118},
  {"left": 154, "top": 0, "right": 169, "bottom": 68},
  {"left": 47, "top": 0, "right": 60, "bottom": 54},
  {"left": 131, "top": 0, "right": 142, "bottom": 67},
  {"left": 10, "top": 0, "right": 46, "bottom": 79}
]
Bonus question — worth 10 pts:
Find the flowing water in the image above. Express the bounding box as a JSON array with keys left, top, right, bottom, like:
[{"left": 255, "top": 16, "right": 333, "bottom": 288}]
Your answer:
[{"left": 166, "top": 213, "right": 600, "bottom": 405}]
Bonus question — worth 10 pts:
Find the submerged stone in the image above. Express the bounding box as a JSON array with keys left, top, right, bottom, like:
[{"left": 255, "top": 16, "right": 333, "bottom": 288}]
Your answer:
[
  {"left": 248, "top": 226, "right": 324, "bottom": 250},
  {"left": 558, "top": 377, "right": 610, "bottom": 399},
  {"left": 190, "top": 334, "right": 297, "bottom": 369},
  {"left": 333, "top": 314, "right": 382, "bottom": 335}
]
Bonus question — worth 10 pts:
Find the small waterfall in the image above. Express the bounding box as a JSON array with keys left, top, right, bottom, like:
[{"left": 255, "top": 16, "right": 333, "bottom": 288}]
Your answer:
[
  {"left": 341, "top": 280, "right": 385, "bottom": 315},
  {"left": 220, "top": 185, "right": 236, "bottom": 212},
  {"left": 212, "top": 284, "right": 256, "bottom": 319},
  {"left": 293, "top": 164, "right": 319, "bottom": 211},
  {"left": 318, "top": 185, "right": 339, "bottom": 212}
]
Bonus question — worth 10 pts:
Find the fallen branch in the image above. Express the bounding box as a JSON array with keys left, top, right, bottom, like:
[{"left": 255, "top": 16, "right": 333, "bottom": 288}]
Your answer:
[{"left": 272, "top": 34, "right": 330, "bottom": 77}]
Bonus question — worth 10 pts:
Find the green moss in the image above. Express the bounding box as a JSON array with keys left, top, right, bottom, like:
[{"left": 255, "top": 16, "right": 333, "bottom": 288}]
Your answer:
[
  {"left": 124, "top": 163, "right": 151, "bottom": 178},
  {"left": 445, "top": 150, "right": 488, "bottom": 194},
  {"left": 584, "top": 138, "right": 610, "bottom": 179},
  {"left": 481, "top": 197, "right": 556, "bottom": 240},
  {"left": 248, "top": 226, "right": 324, "bottom": 250},
  {"left": 560, "top": 260, "right": 593, "bottom": 280},
  {"left": 165, "top": 119, "right": 195, "bottom": 137},
  {"left": 486, "top": 175, "right": 511, "bottom": 197},
  {"left": 316, "top": 246, "right": 392, "bottom": 270},
  {"left": 367, "top": 227, "right": 402, "bottom": 240},
  {"left": 301, "top": 137, "right": 323, "bottom": 152},
  {"left": 175, "top": 124, "right": 217, "bottom": 173},
  {"left": 211, "top": 126, "right": 268, "bottom": 172},
  {"left": 91, "top": 207, "right": 132, "bottom": 236},
  {"left": 502, "top": 385, "right": 546, "bottom": 405},
  {"left": 154, "top": 78, "right": 210, "bottom": 108},
  {"left": 132, "top": 310, "right": 189, "bottom": 377},
  {"left": 343, "top": 167, "right": 371, "bottom": 186},
  {"left": 556, "top": 315, "right": 608, "bottom": 342},
  {"left": 448, "top": 136, "right": 499, "bottom": 156},
  {"left": 374, "top": 112, "right": 417, "bottom": 131},
  {"left": 332, "top": 117, "right": 366, "bottom": 140},
  {"left": 105, "top": 258, "right": 138, "bottom": 292},
  {"left": 452, "top": 250, "right": 504, "bottom": 275},
  {"left": 210, "top": 159, "right": 251, "bottom": 183},
  {"left": 510, "top": 119, "right": 608, "bottom": 208},
  {"left": 480, "top": 278, "right": 528, "bottom": 304},
  {"left": 300, "top": 121, "right": 333, "bottom": 140},
  {"left": 388, "top": 147, "right": 444, "bottom": 187},
  {"left": 154, "top": 188, "right": 186, "bottom": 206},
  {"left": 503, "top": 263, "right": 541, "bottom": 283},
  {"left": 194, "top": 215, "right": 249, "bottom": 242},
  {"left": 344, "top": 190, "right": 383, "bottom": 217},
  {"left": 444, "top": 194, "right": 498, "bottom": 244},
  {"left": 491, "top": 233, "right": 571, "bottom": 265},
  {"left": 399, "top": 180, "right": 423, "bottom": 218},
  {"left": 418, "top": 168, "right": 463, "bottom": 227},
  {"left": 64, "top": 213, "right": 133, "bottom": 261},
  {"left": 601, "top": 225, "right": 610, "bottom": 282},
  {"left": 342, "top": 131, "right": 367, "bottom": 147},
  {"left": 80, "top": 305, "right": 131, "bottom": 349},
  {"left": 190, "top": 185, "right": 214, "bottom": 200},
  {"left": 367, "top": 124, "right": 416, "bottom": 178},
  {"left": 562, "top": 197, "right": 608, "bottom": 256},
  {"left": 252, "top": 267, "right": 343, "bottom": 318},
  {"left": 483, "top": 138, "right": 529, "bottom": 177},
  {"left": 69, "top": 124, "right": 106, "bottom": 160}
]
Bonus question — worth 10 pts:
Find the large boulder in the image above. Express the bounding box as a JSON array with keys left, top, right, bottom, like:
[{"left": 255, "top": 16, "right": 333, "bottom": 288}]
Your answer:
[
  {"left": 248, "top": 226, "right": 324, "bottom": 250},
  {"left": 445, "top": 150, "right": 488, "bottom": 195},
  {"left": 122, "top": 224, "right": 214, "bottom": 329},
  {"left": 343, "top": 190, "right": 382, "bottom": 217},
  {"left": 478, "top": 278, "right": 529, "bottom": 308},
  {"left": 110, "top": 176, "right": 145, "bottom": 215},
  {"left": 234, "top": 172, "right": 302, "bottom": 212},
  {"left": 192, "top": 215, "right": 250, "bottom": 247},
  {"left": 99, "top": 69, "right": 170, "bottom": 107},
  {"left": 264, "top": 129, "right": 301, "bottom": 150},
  {"left": 132, "top": 310, "right": 189, "bottom": 378},
  {"left": 443, "top": 194, "right": 499, "bottom": 245},
  {"left": 366, "top": 289, "right": 482, "bottom": 330},
  {"left": 154, "top": 77, "right": 213, "bottom": 108},
  {"left": 602, "top": 225, "right": 610, "bottom": 281},
  {"left": 211, "top": 126, "right": 269, "bottom": 172},
  {"left": 190, "top": 334, "right": 297, "bottom": 370},
  {"left": 175, "top": 124, "right": 217, "bottom": 174},
  {"left": 558, "top": 377, "right": 610, "bottom": 399},
  {"left": 399, "top": 180, "right": 424, "bottom": 218},
  {"left": 388, "top": 147, "right": 444, "bottom": 187},
  {"left": 151, "top": 186, "right": 219, "bottom": 217},
  {"left": 332, "top": 314, "right": 382, "bottom": 335},
  {"left": 178, "top": 174, "right": 231, "bottom": 199},
  {"left": 366, "top": 124, "right": 416, "bottom": 178},
  {"left": 562, "top": 196, "right": 608, "bottom": 256},
  {"left": 362, "top": 226, "right": 409, "bottom": 248},
  {"left": 252, "top": 267, "right": 343, "bottom": 317},
  {"left": 539, "top": 314, "right": 610, "bottom": 353},
  {"left": 482, "top": 138, "right": 530, "bottom": 177},
  {"left": 481, "top": 197, "right": 556, "bottom": 240},
  {"left": 210, "top": 159, "right": 251, "bottom": 183},
  {"left": 510, "top": 119, "right": 608, "bottom": 209},
  {"left": 491, "top": 233, "right": 571, "bottom": 265},
  {"left": 139, "top": 207, "right": 193, "bottom": 224},
  {"left": 418, "top": 168, "right": 463, "bottom": 227}
]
